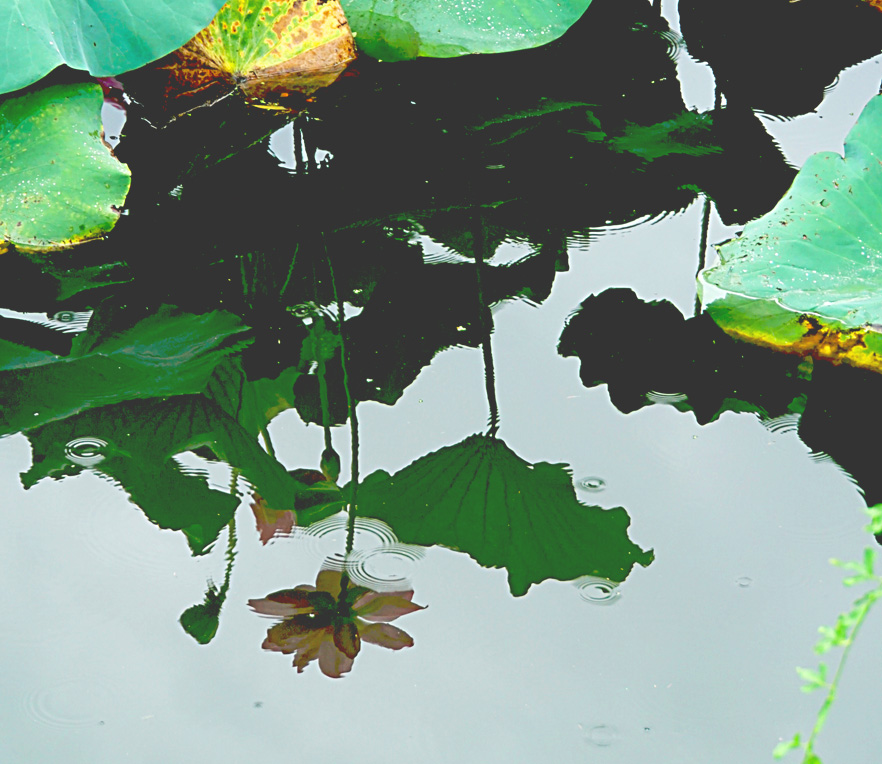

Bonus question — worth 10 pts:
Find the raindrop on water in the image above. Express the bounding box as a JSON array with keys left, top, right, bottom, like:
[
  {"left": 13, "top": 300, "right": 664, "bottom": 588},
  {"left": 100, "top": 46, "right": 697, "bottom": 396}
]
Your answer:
[
  {"left": 575, "top": 576, "right": 621, "bottom": 605},
  {"left": 585, "top": 724, "right": 618, "bottom": 747},
  {"left": 64, "top": 437, "right": 108, "bottom": 467},
  {"left": 578, "top": 476, "right": 606, "bottom": 492}
]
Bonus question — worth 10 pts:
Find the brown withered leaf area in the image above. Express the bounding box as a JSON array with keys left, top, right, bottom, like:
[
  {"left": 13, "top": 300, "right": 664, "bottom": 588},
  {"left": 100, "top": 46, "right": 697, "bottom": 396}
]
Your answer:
[{"left": 130, "top": 0, "right": 356, "bottom": 118}]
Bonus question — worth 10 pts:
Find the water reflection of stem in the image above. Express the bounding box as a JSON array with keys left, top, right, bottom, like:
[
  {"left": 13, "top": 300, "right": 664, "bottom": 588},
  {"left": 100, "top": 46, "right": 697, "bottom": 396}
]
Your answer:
[
  {"left": 240, "top": 252, "right": 252, "bottom": 308},
  {"left": 473, "top": 218, "right": 500, "bottom": 437},
  {"left": 693, "top": 194, "right": 712, "bottom": 318},
  {"left": 221, "top": 469, "right": 238, "bottom": 599},
  {"left": 293, "top": 122, "right": 304, "bottom": 173},
  {"left": 220, "top": 514, "right": 237, "bottom": 599},
  {"left": 316, "top": 336, "right": 333, "bottom": 452},
  {"left": 323, "top": 240, "right": 360, "bottom": 603},
  {"left": 278, "top": 242, "right": 299, "bottom": 301}
]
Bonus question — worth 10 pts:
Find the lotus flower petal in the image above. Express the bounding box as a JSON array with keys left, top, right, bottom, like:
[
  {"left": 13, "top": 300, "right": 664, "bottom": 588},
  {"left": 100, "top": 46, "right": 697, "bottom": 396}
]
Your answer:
[
  {"left": 318, "top": 638, "right": 355, "bottom": 678},
  {"left": 293, "top": 634, "right": 326, "bottom": 673},
  {"left": 333, "top": 621, "right": 361, "bottom": 660},
  {"left": 264, "top": 618, "right": 323, "bottom": 653},
  {"left": 315, "top": 569, "right": 344, "bottom": 598},
  {"left": 355, "top": 592, "right": 426, "bottom": 622},
  {"left": 248, "top": 589, "right": 315, "bottom": 617},
  {"left": 360, "top": 622, "right": 415, "bottom": 650}
]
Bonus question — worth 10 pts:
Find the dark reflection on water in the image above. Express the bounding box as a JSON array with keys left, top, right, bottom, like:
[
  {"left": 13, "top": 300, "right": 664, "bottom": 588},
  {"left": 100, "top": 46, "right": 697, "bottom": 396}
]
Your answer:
[{"left": 3, "top": 0, "right": 882, "bottom": 758}]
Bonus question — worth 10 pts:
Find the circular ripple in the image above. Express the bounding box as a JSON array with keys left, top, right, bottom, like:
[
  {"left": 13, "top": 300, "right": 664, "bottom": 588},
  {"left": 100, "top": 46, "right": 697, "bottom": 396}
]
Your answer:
[
  {"left": 64, "top": 437, "right": 108, "bottom": 467},
  {"left": 50, "top": 310, "right": 92, "bottom": 333},
  {"left": 804, "top": 452, "right": 861, "bottom": 493},
  {"left": 72, "top": 484, "right": 174, "bottom": 578},
  {"left": 296, "top": 515, "right": 398, "bottom": 559},
  {"left": 24, "top": 678, "right": 115, "bottom": 728},
  {"left": 585, "top": 724, "right": 618, "bottom": 747},
  {"left": 288, "top": 302, "right": 320, "bottom": 319},
  {"left": 658, "top": 29, "right": 683, "bottom": 58},
  {"left": 596, "top": 214, "right": 660, "bottom": 233},
  {"left": 577, "top": 476, "right": 606, "bottom": 493},
  {"left": 574, "top": 576, "right": 622, "bottom": 605},
  {"left": 763, "top": 413, "right": 801, "bottom": 435},
  {"left": 346, "top": 544, "right": 425, "bottom": 591},
  {"left": 646, "top": 390, "right": 689, "bottom": 406}
]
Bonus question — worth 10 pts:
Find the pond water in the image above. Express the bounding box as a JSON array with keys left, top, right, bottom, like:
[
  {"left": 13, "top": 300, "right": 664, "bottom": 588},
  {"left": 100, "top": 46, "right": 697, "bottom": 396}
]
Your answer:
[{"left": 4, "top": 1, "right": 882, "bottom": 762}]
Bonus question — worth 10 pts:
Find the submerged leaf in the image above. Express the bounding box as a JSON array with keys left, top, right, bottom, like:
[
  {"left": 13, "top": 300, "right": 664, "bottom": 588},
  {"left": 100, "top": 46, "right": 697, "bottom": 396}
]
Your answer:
[
  {"left": 356, "top": 434, "right": 652, "bottom": 596},
  {"left": 699, "top": 94, "right": 882, "bottom": 374},
  {"left": 152, "top": 0, "right": 356, "bottom": 114},
  {"left": 609, "top": 111, "right": 722, "bottom": 160},
  {"left": 0, "top": 83, "right": 131, "bottom": 251}
]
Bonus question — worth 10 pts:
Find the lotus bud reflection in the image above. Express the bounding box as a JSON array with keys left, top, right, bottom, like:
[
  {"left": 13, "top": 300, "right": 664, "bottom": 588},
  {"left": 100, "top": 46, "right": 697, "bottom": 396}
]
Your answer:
[{"left": 248, "top": 569, "right": 426, "bottom": 678}]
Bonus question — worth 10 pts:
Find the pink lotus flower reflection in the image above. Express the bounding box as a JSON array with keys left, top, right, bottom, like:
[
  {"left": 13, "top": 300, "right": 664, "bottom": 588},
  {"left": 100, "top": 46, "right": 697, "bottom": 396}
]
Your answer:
[{"left": 248, "top": 569, "right": 426, "bottom": 678}]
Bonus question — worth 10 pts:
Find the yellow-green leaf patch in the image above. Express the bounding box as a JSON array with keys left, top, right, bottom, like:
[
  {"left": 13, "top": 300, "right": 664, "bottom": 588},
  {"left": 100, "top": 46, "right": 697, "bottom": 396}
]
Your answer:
[{"left": 155, "top": 0, "right": 356, "bottom": 114}]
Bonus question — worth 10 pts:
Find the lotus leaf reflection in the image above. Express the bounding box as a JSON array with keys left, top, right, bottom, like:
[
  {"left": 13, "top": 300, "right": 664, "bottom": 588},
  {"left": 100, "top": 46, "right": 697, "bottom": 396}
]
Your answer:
[{"left": 248, "top": 569, "right": 425, "bottom": 678}]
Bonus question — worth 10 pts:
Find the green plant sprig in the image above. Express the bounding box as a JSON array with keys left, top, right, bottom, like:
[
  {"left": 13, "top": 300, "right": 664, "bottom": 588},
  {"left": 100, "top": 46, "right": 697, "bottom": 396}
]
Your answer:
[{"left": 774, "top": 504, "right": 882, "bottom": 763}]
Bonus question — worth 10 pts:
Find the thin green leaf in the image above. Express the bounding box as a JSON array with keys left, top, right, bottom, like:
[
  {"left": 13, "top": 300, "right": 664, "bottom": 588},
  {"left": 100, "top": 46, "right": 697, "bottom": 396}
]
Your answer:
[
  {"left": 865, "top": 504, "right": 882, "bottom": 534},
  {"left": 797, "top": 664, "right": 827, "bottom": 692},
  {"left": 772, "top": 733, "right": 801, "bottom": 759}
]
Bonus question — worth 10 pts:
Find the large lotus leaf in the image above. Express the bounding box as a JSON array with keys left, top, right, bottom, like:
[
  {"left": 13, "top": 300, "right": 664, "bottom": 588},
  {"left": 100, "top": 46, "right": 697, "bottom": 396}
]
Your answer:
[
  {"left": 152, "top": 0, "right": 355, "bottom": 114},
  {"left": 0, "top": 0, "right": 228, "bottom": 95},
  {"left": 341, "top": 0, "right": 592, "bottom": 61},
  {"left": 698, "top": 94, "right": 882, "bottom": 374},
  {"left": 22, "top": 398, "right": 240, "bottom": 555},
  {"left": 0, "top": 83, "right": 130, "bottom": 251},
  {"left": 0, "top": 306, "right": 250, "bottom": 435},
  {"left": 356, "top": 434, "right": 653, "bottom": 596}
]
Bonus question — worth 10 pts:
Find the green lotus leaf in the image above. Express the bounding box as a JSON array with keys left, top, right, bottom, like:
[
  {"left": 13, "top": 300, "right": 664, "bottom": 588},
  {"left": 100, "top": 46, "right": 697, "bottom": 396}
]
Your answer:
[
  {"left": 0, "top": 305, "right": 251, "bottom": 435},
  {"left": 698, "top": 93, "right": 882, "bottom": 374},
  {"left": 357, "top": 434, "right": 653, "bottom": 596},
  {"left": 21, "top": 395, "right": 311, "bottom": 553},
  {"left": 341, "top": 0, "right": 592, "bottom": 61},
  {"left": 203, "top": 356, "right": 299, "bottom": 437},
  {"left": 0, "top": 83, "right": 131, "bottom": 251},
  {"left": 0, "top": 0, "right": 227, "bottom": 94}
]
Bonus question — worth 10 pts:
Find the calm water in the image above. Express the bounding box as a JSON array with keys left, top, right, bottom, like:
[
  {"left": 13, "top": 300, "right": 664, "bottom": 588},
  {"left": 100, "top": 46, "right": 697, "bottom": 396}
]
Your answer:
[{"left": 3, "top": 1, "right": 882, "bottom": 762}]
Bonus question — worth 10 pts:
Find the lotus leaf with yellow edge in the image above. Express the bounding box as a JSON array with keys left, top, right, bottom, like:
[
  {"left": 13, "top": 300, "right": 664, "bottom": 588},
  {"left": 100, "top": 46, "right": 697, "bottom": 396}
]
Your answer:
[{"left": 698, "top": 93, "right": 882, "bottom": 375}]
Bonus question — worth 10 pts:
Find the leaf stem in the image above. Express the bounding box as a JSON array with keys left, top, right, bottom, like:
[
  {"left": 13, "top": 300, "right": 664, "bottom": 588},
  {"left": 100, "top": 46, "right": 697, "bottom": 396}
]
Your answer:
[
  {"left": 472, "top": 217, "right": 499, "bottom": 437},
  {"left": 323, "top": 240, "right": 359, "bottom": 567}
]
